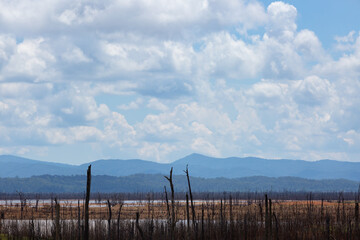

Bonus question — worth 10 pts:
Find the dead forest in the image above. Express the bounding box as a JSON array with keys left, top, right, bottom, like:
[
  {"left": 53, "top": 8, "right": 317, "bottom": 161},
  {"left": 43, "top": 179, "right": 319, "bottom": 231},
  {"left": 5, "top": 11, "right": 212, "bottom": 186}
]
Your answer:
[{"left": 0, "top": 165, "right": 359, "bottom": 239}]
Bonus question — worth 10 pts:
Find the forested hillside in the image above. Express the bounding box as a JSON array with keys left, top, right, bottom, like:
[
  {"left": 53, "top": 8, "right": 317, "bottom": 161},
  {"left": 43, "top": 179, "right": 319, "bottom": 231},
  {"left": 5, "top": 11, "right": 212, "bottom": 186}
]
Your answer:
[{"left": 0, "top": 174, "right": 358, "bottom": 193}]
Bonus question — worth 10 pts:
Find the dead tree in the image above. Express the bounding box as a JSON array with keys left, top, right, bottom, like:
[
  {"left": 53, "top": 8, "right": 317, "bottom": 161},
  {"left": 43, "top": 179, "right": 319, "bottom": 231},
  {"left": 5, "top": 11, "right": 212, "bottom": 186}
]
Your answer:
[
  {"left": 186, "top": 193, "right": 190, "bottom": 230},
  {"left": 136, "top": 212, "right": 144, "bottom": 240},
  {"left": 355, "top": 201, "right": 359, "bottom": 232},
  {"left": 84, "top": 165, "right": 91, "bottom": 240},
  {"left": 164, "top": 167, "right": 176, "bottom": 240},
  {"left": 265, "top": 194, "right": 269, "bottom": 240},
  {"left": 77, "top": 200, "right": 81, "bottom": 240},
  {"left": 164, "top": 186, "right": 171, "bottom": 221},
  {"left": 184, "top": 165, "right": 197, "bottom": 236},
  {"left": 107, "top": 199, "right": 112, "bottom": 240},
  {"left": 55, "top": 198, "right": 60, "bottom": 240},
  {"left": 117, "top": 201, "right": 123, "bottom": 240},
  {"left": 35, "top": 194, "right": 40, "bottom": 212},
  {"left": 17, "top": 191, "right": 26, "bottom": 220},
  {"left": 269, "top": 198, "right": 272, "bottom": 238}
]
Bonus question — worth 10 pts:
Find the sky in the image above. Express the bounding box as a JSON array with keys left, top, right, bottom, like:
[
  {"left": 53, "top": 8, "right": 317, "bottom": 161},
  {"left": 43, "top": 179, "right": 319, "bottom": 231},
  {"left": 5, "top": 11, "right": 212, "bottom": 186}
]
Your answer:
[{"left": 1, "top": 0, "right": 360, "bottom": 164}]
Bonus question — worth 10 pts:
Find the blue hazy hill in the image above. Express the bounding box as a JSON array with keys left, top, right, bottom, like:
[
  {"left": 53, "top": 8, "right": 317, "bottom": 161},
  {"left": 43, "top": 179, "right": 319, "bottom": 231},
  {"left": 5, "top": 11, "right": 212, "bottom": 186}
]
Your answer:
[
  {"left": 1, "top": 153, "right": 360, "bottom": 181},
  {"left": 0, "top": 155, "right": 82, "bottom": 177}
]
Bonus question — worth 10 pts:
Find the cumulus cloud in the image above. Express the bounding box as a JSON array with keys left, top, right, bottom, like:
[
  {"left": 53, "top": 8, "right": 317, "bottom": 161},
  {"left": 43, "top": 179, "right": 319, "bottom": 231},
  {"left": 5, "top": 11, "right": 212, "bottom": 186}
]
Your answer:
[
  {"left": 191, "top": 137, "right": 220, "bottom": 157},
  {"left": 293, "top": 76, "right": 336, "bottom": 106},
  {"left": 147, "top": 98, "right": 168, "bottom": 111},
  {"left": 294, "top": 30, "right": 327, "bottom": 61},
  {"left": 0, "top": 0, "right": 360, "bottom": 163},
  {"left": 61, "top": 47, "right": 92, "bottom": 63},
  {"left": 118, "top": 98, "right": 144, "bottom": 110},
  {"left": 0, "top": 35, "right": 16, "bottom": 67},
  {"left": 266, "top": 1, "right": 297, "bottom": 40},
  {"left": 0, "top": 0, "right": 266, "bottom": 38},
  {"left": 137, "top": 142, "right": 177, "bottom": 162},
  {"left": 2, "top": 38, "right": 57, "bottom": 82},
  {"left": 313, "top": 33, "right": 360, "bottom": 79}
]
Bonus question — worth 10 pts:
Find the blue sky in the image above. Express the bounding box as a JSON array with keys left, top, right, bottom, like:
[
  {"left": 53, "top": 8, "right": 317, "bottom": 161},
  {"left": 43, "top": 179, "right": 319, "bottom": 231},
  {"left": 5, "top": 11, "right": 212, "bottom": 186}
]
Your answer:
[{"left": 0, "top": 0, "right": 360, "bottom": 164}]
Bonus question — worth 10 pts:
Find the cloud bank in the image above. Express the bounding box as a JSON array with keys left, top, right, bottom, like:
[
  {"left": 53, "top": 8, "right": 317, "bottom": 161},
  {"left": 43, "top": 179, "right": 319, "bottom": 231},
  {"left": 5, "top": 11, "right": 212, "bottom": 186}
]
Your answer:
[{"left": 0, "top": 0, "right": 359, "bottom": 163}]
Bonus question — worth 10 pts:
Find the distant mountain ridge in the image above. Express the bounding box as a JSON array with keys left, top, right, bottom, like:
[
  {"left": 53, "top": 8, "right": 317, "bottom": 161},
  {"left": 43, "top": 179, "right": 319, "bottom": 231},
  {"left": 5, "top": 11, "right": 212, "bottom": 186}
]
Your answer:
[
  {"left": 0, "top": 174, "right": 358, "bottom": 193},
  {"left": 1, "top": 154, "right": 360, "bottom": 181}
]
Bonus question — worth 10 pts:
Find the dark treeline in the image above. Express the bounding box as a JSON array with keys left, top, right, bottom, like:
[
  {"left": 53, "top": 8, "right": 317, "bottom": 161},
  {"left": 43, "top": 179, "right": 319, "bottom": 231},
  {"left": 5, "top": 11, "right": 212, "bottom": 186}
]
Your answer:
[
  {"left": 0, "top": 174, "right": 359, "bottom": 193},
  {"left": 1, "top": 190, "right": 360, "bottom": 201}
]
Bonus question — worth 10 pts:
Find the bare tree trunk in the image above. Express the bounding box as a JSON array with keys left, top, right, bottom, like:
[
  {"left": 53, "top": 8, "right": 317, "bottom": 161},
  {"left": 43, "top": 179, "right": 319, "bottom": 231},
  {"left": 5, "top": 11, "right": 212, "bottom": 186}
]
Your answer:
[
  {"left": 35, "top": 194, "right": 39, "bottom": 212},
  {"left": 265, "top": 194, "right": 269, "bottom": 240},
  {"left": 229, "top": 194, "right": 233, "bottom": 239},
  {"left": 184, "top": 165, "right": 197, "bottom": 238},
  {"left": 164, "top": 186, "right": 171, "bottom": 221},
  {"left": 321, "top": 198, "right": 324, "bottom": 221},
  {"left": 0, "top": 211, "right": 2, "bottom": 234},
  {"left": 77, "top": 200, "right": 81, "bottom": 240},
  {"left": 269, "top": 198, "right": 272, "bottom": 239},
  {"left": 117, "top": 203, "right": 123, "bottom": 240},
  {"left": 107, "top": 199, "right": 112, "bottom": 240},
  {"left": 55, "top": 198, "right": 60, "bottom": 240},
  {"left": 164, "top": 167, "right": 176, "bottom": 240},
  {"left": 186, "top": 193, "right": 190, "bottom": 230},
  {"left": 136, "top": 212, "right": 144, "bottom": 240},
  {"left": 18, "top": 192, "right": 26, "bottom": 220},
  {"left": 273, "top": 212, "right": 279, "bottom": 240},
  {"left": 259, "top": 202, "right": 263, "bottom": 228},
  {"left": 201, "top": 204, "right": 204, "bottom": 240},
  {"left": 84, "top": 165, "right": 91, "bottom": 240},
  {"left": 355, "top": 201, "right": 359, "bottom": 233},
  {"left": 326, "top": 215, "right": 330, "bottom": 240}
]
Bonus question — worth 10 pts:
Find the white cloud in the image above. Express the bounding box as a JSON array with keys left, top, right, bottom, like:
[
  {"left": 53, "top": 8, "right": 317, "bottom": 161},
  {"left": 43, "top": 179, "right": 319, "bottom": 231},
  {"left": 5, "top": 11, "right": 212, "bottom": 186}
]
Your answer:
[
  {"left": 191, "top": 122, "right": 213, "bottom": 136},
  {"left": 0, "top": 35, "right": 16, "bottom": 65},
  {"left": 314, "top": 43, "right": 360, "bottom": 79},
  {"left": 0, "top": 82, "right": 53, "bottom": 99},
  {"left": 138, "top": 114, "right": 182, "bottom": 140},
  {"left": 293, "top": 76, "right": 337, "bottom": 106},
  {"left": 191, "top": 137, "right": 220, "bottom": 157},
  {"left": 118, "top": 98, "right": 144, "bottom": 110},
  {"left": 137, "top": 142, "right": 177, "bottom": 162},
  {"left": 294, "top": 30, "right": 326, "bottom": 61},
  {"left": 335, "top": 31, "right": 357, "bottom": 43},
  {"left": 103, "top": 112, "right": 137, "bottom": 147},
  {"left": 266, "top": 1, "right": 297, "bottom": 40},
  {"left": 61, "top": 47, "right": 92, "bottom": 63},
  {"left": 0, "top": 0, "right": 360, "bottom": 163},
  {"left": 2, "top": 38, "right": 57, "bottom": 81},
  {"left": 147, "top": 98, "right": 168, "bottom": 111},
  {"left": 247, "top": 81, "right": 288, "bottom": 102},
  {"left": 197, "top": 32, "right": 262, "bottom": 79}
]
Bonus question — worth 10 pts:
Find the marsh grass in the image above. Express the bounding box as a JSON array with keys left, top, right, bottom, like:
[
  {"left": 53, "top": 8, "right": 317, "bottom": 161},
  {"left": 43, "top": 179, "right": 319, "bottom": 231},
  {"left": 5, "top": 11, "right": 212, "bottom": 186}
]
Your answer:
[{"left": 0, "top": 194, "right": 359, "bottom": 239}]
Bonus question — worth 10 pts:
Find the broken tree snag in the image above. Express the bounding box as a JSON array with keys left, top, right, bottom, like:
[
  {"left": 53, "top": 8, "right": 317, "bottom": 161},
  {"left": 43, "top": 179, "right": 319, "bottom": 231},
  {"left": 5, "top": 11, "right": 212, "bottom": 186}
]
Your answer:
[
  {"left": 55, "top": 198, "right": 60, "bottom": 240},
  {"left": 164, "top": 167, "right": 175, "bottom": 240},
  {"left": 184, "top": 164, "right": 197, "bottom": 235},
  {"left": 77, "top": 200, "right": 81, "bottom": 240},
  {"left": 164, "top": 186, "right": 171, "bottom": 221},
  {"left": 84, "top": 164, "right": 91, "bottom": 240},
  {"left": 117, "top": 202, "right": 123, "bottom": 240},
  {"left": 136, "top": 212, "right": 145, "bottom": 240},
  {"left": 265, "top": 194, "right": 269, "bottom": 240},
  {"left": 107, "top": 199, "right": 112, "bottom": 240},
  {"left": 186, "top": 193, "right": 190, "bottom": 230}
]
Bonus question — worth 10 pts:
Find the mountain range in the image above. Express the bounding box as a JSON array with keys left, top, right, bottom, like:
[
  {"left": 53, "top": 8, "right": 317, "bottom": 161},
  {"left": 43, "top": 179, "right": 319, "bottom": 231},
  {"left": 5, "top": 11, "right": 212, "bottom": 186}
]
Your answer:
[
  {"left": 1, "top": 154, "right": 360, "bottom": 181},
  {"left": 0, "top": 174, "right": 358, "bottom": 193}
]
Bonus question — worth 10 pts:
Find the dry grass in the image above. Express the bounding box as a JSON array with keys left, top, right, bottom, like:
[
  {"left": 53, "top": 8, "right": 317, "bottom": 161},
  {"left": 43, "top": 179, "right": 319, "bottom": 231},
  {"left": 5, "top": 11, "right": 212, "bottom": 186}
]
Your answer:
[{"left": 0, "top": 196, "right": 359, "bottom": 239}]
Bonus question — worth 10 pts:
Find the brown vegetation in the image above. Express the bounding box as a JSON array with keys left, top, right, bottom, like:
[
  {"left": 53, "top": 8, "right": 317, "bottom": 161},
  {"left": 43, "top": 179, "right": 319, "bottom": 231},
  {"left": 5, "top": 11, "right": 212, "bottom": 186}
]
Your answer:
[
  {"left": 0, "top": 193, "right": 359, "bottom": 239},
  {"left": 0, "top": 166, "right": 359, "bottom": 239}
]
